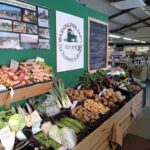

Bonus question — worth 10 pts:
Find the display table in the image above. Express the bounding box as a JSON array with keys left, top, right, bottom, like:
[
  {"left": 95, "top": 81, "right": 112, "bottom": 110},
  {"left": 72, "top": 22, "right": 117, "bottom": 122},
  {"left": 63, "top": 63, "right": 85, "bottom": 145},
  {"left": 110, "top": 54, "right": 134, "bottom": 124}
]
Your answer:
[{"left": 74, "top": 90, "right": 144, "bottom": 150}]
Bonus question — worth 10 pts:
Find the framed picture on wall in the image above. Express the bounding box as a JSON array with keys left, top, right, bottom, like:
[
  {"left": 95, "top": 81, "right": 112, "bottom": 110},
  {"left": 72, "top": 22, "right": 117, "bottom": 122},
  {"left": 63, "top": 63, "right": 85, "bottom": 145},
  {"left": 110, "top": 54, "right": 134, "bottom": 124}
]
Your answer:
[
  {"left": 38, "top": 7, "right": 49, "bottom": 27},
  {"left": 0, "top": 0, "right": 50, "bottom": 50},
  {"left": 88, "top": 17, "right": 108, "bottom": 72}
]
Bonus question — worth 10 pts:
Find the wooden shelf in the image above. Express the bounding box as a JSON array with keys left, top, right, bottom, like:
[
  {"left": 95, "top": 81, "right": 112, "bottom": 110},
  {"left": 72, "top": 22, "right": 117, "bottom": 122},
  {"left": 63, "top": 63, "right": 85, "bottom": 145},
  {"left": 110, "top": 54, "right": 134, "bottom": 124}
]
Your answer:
[{"left": 0, "top": 81, "right": 53, "bottom": 107}]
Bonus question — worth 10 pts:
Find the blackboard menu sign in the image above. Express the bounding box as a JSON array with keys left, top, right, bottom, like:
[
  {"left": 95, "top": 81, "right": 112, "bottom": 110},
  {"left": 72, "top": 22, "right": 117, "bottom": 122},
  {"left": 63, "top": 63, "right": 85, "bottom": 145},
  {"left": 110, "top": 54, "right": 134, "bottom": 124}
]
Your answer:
[{"left": 88, "top": 17, "right": 108, "bottom": 72}]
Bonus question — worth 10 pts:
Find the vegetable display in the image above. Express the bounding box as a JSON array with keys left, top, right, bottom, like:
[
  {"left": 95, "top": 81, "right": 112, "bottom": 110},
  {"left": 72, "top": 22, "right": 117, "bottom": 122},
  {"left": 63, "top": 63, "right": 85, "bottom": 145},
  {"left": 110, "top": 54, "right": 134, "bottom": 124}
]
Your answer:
[
  {"left": 95, "top": 89, "right": 126, "bottom": 108},
  {"left": 50, "top": 77, "right": 72, "bottom": 108},
  {"left": 19, "top": 61, "right": 52, "bottom": 82},
  {"left": 0, "top": 107, "right": 16, "bottom": 129},
  {"left": 56, "top": 117, "right": 85, "bottom": 133},
  {"left": 34, "top": 132, "right": 60, "bottom": 150},
  {"left": 28, "top": 94, "right": 60, "bottom": 117},
  {"left": 66, "top": 88, "right": 95, "bottom": 102},
  {"left": 84, "top": 99, "right": 110, "bottom": 115},
  {"left": 0, "top": 60, "right": 52, "bottom": 88},
  {"left": 71, "top": 105, "right": 99, "bottom": 123},
  {"left": 8, "top": 114, "right": 26, "bottom": 132},
  {"left": 79, "top": 71, "right": 113, "bottom": 93}
]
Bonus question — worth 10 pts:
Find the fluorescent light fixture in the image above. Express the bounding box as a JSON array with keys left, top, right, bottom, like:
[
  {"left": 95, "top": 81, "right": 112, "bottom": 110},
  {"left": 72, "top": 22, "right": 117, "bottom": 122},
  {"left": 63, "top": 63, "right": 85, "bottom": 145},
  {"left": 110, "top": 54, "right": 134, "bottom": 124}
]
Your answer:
[
  {"left": 109, "top": 34, "right": 121, "bottom": 39},
  {"left": 123, "top": 37, "right": 132, "bottom": 41},
  {"left": 141, "top": 41, "right": 146, "bottom": 43},
  {"left": 133, "top": 39, "right": 140, "bottom": 42}
]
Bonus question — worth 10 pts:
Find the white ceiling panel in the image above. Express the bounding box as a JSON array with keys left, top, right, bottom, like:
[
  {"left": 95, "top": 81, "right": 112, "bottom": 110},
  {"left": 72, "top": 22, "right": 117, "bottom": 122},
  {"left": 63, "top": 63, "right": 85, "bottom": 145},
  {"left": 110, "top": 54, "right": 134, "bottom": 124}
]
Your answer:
[
  {"left": 113, "top": 14, "right": 137, "bottom": 25},
  {"left": 131, "top": 8, "right": 148, "bottom": 19},
  {"left": 109, "top": 22, "right": 120, "bottom": 30},
  {"left": 132, "top": 23, "right": 146, "bottom": 28},
  {"left": 79, "top": 0, "right": 119, "bottom": 16}
]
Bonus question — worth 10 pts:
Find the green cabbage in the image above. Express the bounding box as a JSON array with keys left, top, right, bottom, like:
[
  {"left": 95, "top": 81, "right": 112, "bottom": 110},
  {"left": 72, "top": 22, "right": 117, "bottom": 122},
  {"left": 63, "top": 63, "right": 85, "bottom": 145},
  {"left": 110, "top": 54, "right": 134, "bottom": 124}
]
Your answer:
[{"left": 8, "top": 114, "right": 26, "bottom": 132}]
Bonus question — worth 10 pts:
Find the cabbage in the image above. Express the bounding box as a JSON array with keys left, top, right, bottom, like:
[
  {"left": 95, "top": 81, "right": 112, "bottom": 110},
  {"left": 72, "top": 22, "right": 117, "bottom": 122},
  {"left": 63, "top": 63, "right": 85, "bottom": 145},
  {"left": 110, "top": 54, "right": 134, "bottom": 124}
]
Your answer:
[
  {"left": 49, "top": 125, "right": 62, "bottom": 144},
  {"left": 60, "top": 127, "right": 77, "bottom": 149},
  {"left": 8, "top": 114, "right": 26, "bottom": 132}
]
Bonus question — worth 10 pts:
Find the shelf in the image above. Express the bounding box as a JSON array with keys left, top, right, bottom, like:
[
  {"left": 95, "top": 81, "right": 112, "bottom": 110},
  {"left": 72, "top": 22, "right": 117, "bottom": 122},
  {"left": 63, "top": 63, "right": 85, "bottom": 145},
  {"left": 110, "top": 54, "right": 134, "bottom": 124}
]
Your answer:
[{"left": 0, "top": 81, "right": 53, "bottom": 107}]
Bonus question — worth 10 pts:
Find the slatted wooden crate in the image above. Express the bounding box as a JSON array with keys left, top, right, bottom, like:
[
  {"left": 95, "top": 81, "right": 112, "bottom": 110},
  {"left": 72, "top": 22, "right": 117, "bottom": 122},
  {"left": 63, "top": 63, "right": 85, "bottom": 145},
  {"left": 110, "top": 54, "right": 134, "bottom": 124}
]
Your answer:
[{"left": 0, "top": 81, "right": 53, "bottom": 107}]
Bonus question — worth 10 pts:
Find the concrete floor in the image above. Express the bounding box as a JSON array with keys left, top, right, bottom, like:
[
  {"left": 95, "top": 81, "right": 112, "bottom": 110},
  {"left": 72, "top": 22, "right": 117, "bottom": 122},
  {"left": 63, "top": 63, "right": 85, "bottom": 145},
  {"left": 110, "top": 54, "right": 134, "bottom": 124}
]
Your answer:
[{"left": 128, "top": 85, "right": 150, "bottom": 140}]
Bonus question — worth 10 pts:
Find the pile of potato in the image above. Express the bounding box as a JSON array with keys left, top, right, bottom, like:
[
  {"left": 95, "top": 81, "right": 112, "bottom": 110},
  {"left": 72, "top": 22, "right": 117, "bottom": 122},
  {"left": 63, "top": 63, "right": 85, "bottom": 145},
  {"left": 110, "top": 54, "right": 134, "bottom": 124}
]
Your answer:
[
  {"left": 19, "top": 62, "right": 51, "bottom": 82},
  {"left": 95, "top": 89, "right": 126, "bottom": 108},
  {"left": 84, "top": 99, "right": 110, "bottom": 115},
  {"left": 66, "top": 88, "right": 94, "bottom": 102},
  {"left": 71, "top": 105, "right": 99, "bottom": 123}
]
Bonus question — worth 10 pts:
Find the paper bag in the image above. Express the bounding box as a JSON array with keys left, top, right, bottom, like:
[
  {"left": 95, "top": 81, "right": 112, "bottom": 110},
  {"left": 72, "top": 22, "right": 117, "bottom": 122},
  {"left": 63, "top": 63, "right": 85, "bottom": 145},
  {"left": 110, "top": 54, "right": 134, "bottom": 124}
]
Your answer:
[{"left": 109, "top": 123, "right": 123, "bottom": 149}]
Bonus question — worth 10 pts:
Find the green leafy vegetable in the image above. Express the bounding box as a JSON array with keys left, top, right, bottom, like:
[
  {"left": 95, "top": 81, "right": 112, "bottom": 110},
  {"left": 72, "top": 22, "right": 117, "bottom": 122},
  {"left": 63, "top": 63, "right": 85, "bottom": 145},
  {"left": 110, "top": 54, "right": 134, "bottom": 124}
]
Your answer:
[
  {"left": 56, "top": 117, "right": 85, "bottom": 133},
  {"left": 34, "top": 132, "right": 60, "bottom": 150},
  {"left": 8, "top": 114, "right": 25, "bottom": 132}
]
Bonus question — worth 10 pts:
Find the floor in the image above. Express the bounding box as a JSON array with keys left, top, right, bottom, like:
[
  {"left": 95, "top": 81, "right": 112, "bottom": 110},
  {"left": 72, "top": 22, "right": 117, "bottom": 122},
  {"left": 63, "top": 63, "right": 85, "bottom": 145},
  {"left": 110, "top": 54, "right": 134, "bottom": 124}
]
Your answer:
[{"left": 122, "top": 85, "right": 150, "bottom": 149}]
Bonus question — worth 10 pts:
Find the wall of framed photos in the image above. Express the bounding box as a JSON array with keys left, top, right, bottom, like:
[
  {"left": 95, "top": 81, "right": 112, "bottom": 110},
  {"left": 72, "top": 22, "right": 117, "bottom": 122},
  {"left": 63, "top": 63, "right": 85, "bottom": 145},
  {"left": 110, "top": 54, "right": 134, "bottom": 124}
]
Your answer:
[
  {"left": 0, "top": 0, "right": 108, "bottom": 87},
  {"left": 0, "top": 0, "right": 50, "bottom": 50}
]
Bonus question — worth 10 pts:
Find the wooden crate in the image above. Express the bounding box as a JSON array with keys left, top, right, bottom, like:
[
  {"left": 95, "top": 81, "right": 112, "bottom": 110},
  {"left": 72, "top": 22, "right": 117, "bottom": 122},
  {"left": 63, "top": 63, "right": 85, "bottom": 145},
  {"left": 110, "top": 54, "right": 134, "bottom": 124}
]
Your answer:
[
  {"left": 74, "top": 90, "right": 144, "bottom": 150},
  {"left": 0, "top": 81, "right": 53, "bottom": 107}
]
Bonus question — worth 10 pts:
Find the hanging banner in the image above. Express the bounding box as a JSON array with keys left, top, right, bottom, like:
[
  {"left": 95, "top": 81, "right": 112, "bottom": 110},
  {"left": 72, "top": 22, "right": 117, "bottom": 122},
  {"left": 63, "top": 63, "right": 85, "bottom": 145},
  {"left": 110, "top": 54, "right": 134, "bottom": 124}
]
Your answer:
[{"left": 56, "top": 11, "right": 84, "bottom": 72}]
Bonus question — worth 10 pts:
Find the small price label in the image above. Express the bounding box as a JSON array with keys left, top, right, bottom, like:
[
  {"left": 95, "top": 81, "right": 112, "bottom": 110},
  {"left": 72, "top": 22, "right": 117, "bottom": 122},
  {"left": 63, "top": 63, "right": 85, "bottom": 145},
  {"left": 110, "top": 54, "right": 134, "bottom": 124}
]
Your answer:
[
  {"left": 36, "top": 57, "right": 45, "bottom": 62},
  {"left": 10, "top": 59, "right": 19, "bottom": 70},
  {"left": 71, "top": 101, "right": 78, "bottom": 109}
]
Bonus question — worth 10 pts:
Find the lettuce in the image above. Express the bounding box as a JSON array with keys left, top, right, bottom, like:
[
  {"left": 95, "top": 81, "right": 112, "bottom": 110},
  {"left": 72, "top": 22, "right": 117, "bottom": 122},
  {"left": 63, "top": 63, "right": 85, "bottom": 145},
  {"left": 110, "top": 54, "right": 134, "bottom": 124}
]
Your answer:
[{"left": 8, "top": 114, "right": 25, "bottom": 132}]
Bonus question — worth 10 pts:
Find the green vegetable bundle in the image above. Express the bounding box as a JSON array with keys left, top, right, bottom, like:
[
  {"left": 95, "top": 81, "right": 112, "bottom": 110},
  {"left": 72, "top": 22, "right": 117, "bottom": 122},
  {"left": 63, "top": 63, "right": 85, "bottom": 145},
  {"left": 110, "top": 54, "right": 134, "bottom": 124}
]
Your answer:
[
  {"left": 34, "top": 132, "right": 60, "bottom": 150},
  {"left": 56, "top": 117, "right": 85, "bottom": 133}
]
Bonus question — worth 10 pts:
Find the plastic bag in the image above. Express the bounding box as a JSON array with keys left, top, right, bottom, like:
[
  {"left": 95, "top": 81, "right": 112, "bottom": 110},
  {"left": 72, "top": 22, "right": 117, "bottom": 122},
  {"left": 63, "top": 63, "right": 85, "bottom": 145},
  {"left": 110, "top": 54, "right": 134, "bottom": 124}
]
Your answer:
[
  {"left": 60, "top": 127, "right": 77, "bottom": 149},
  {"left": 28, "top": 94, "right": 60, "bottom": 117}
]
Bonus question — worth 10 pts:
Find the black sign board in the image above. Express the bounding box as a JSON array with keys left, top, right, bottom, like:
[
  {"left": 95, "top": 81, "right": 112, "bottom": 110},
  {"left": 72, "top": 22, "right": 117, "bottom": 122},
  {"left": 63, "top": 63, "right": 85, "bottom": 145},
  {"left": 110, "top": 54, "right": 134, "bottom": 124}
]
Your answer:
[{"left": 88, "top": 17, "right": 108, "bottom": 72}]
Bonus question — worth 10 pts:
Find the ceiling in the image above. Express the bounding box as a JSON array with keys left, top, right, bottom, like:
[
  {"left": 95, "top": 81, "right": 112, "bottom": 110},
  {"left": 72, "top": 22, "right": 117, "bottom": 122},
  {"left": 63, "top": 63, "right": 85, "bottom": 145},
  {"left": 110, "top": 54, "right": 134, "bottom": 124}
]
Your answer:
[{"left": 75, "top": 0, "right": 150, "bottom": 45}]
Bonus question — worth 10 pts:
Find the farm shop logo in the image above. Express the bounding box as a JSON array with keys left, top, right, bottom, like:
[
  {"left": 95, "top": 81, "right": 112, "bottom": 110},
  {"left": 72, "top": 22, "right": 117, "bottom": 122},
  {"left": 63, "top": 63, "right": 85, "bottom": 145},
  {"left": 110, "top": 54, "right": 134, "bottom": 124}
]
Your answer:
[{"left": 58, "top": 22, "right": 83, "bottom": 62}]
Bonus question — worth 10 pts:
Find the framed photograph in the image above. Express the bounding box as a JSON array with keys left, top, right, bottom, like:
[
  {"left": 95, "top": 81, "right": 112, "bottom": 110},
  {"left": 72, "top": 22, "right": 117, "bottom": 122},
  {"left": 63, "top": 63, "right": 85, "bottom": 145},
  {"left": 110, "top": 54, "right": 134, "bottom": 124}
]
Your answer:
[
  {"left": 0, "top": 19, "right": 12, "bottom": 32},
  {"left": 0, "top": 32, "right": 20, "bottom": 49},
  {"left": 39, "top": 28, "right": 49, "bottom": 39},
  {"left": 26, "top": 24, "right": 38, "bottom": 34},
  {"left": 38, "top": 7, "right": 49, "bottom": 27},
  {"left": 13, "top": 21, "right": 26, "bottom": 33},
  {"left": 0, "top": 4, "right": 21, "bottom": 21},
  {"left": 39, "top": 39, "right": 50, "bottom": 49},
  {"left": 23, "top": 9, "right": 37, "bottom": 24},
  {"left": 20, "top": 34, "right": 38, "bottom": 49}
]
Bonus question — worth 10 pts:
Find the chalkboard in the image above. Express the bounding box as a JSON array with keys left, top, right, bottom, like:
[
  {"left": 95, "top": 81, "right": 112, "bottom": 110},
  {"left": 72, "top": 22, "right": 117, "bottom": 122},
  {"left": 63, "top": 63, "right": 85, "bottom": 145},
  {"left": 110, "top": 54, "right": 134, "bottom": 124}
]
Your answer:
[{"left": 88, "top": 17, "right": 108, "bottom": 72}]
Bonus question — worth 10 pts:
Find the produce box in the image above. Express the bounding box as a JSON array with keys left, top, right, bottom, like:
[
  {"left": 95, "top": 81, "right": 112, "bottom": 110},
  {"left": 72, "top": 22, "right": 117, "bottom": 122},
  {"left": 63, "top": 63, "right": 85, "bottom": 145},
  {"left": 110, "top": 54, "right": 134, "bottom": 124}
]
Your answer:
[
  {"left": 51, "top": 110, "right": 90, "bottom": 142},
  {"left": 0, "top": 81, "right": 53, "bottom": 107}
]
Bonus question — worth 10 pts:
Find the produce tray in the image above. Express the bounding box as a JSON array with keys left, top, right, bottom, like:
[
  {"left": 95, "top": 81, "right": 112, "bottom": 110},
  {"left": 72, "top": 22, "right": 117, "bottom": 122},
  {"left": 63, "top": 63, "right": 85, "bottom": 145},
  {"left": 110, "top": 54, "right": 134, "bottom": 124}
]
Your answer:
[
  {"left": 0, "top": 81, "right": 53, "bottom": 107},
  {"left": 51, "top": 110, "right": 90, "bottom": 142}
]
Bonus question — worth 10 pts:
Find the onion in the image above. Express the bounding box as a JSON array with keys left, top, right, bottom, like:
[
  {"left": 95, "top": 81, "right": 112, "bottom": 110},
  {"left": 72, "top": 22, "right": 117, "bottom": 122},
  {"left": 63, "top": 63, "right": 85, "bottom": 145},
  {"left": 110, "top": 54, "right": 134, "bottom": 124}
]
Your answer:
[
  {"left": 13, "top": 80, "right": 21, "bottom": 86},
  {"left": 7, "top": 71, "right": 15, "bottom": 77},
  {"left": 12, "top": 75, "right": 19, "bottom": 81}
]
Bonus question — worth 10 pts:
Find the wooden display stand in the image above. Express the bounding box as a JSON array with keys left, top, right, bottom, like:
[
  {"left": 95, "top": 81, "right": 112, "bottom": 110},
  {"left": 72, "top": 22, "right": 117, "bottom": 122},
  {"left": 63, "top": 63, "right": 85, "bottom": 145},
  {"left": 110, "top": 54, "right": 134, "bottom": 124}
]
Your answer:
[
  {"left": 74, "top": 90, "right": 144, "bottom": 150},
  {"left": 0, "top": 81, "right": 53, "bottom": 107}
]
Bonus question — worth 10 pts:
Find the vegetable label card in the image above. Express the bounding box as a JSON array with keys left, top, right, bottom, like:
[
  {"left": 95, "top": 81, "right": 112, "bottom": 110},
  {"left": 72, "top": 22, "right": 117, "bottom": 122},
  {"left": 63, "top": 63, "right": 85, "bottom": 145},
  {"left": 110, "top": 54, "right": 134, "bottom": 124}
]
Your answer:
[{"left": 56, "top": 11, "right": 84, "bottom": 72}]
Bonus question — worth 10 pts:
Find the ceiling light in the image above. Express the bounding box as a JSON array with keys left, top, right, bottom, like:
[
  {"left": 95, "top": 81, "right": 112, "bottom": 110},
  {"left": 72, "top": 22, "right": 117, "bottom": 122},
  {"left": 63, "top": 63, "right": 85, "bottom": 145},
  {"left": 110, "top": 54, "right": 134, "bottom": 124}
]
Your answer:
[
  {"left": 141, "top": 41, "right": 146, "bottom": 43},
  {"left": 109, "top": 34, "right": 121, "bottom": 38},
  {"left": 133, "top": 39, "right": 140, "bottom": 42},
  {"left": 123, "top": 37, "right": 132, "bottom": 41}
]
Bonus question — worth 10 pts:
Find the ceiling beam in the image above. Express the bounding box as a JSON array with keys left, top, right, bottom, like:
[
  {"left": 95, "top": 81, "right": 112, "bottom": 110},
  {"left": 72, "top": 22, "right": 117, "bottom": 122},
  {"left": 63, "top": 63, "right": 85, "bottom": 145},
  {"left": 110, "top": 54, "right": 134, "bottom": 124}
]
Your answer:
[
  {"left": 109, "top": 8, "right": 134, "bottom": 20},
  {"left": 110, "top": 17, "right": 150, "bottom": 33},
  {"left": 128, "top": 12, "right": 150, "bottom": 26},
  {"left": 110, "top": 20, "right": 137, "bottom": 31}
]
